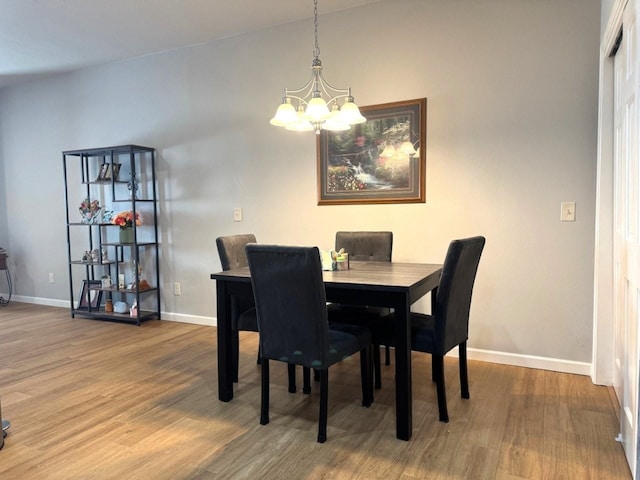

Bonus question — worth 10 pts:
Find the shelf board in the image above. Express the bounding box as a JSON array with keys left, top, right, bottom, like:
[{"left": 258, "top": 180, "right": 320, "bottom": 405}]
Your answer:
[
  {"left": 100, "top": 241, "right": 157, "bottom": 247},
  {"left": 98, "top": 286, "right": 158, "bottom": 294},
  {"left": 70, "top": 261, "right": 116, "bottom": 265},
  {"left": 71, "top": 308, "right": 159, "bottom": 324}
]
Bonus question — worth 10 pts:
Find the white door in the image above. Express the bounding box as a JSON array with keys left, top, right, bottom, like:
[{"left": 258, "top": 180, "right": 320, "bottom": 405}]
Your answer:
[{"left": 614, "top": 1, "right": 640, "bottom": 475}]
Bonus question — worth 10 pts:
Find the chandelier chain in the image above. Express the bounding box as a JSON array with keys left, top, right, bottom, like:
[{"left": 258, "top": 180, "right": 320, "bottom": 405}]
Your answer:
[{"left": 313, "top": 0, "right": 320, "bottom": 60}]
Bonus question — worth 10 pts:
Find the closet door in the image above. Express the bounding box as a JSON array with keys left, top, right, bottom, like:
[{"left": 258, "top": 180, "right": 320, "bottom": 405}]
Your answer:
[{"left": 614, "top": 1, "right": 640, "bottom": 476}]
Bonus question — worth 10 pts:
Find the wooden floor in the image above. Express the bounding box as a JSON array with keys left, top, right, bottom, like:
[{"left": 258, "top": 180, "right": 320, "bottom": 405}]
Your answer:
[{"left": 0, "top": 303, "right": 631, "bottom": 479}]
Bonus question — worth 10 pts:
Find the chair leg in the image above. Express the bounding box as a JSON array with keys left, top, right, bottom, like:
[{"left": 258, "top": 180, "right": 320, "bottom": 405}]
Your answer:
[
  {"left": 459, "top": 341, "right": 469, "bottom": 399},
  {"left": 256, "top": 344, "right": 262, "bottom": 365},
  {"left": 385, "top": 344, "right": 391, "bottom": 366},
  {"left": 431, "top": 355, "right": 437, "bottom": 383},
  {"left": 360, "top": 347, "right": 374, "bottom": 407},
  {"left": 303, "top": 367, "right": 311, "bottom": 394},
  {"left": 432, "top": 354, "right": 449, "bottom": 423},
  {"left": 314, "top": 369, "right": 320, "bottom": 382},
  {"left": 260, "top": 359, "right": 270, "bottom": 425},
  {"left": 318, "top": 369, "right": 329, "bottom": 443},
  {"left": 288, "top": 364, "right": 296, "bottom": 393},
  {"left": 373, "top": 344, "right": 382, "bottom": 390},
  {"left": 232, "top": 329, "right": 240, "bottom": 383}
]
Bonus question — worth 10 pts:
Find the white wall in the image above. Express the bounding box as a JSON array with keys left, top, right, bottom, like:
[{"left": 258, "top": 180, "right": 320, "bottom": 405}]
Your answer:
[{"left": 0, "top": 0, "right": 601, "bottom": 365}]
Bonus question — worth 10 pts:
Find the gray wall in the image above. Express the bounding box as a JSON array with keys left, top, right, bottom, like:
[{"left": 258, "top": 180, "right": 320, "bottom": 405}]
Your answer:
[{"left": 0, "top": 0, "right": 601, "bottom": 364}]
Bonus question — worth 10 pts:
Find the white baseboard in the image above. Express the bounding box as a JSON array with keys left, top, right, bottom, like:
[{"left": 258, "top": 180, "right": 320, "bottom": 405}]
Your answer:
[
  {"left": 455, "top": 346, "right": 592, "bottom": 376},
  {"left": 10, "top": 296, "right": 590, "bottom": 377},
  {"left": 4, "top": 294, "right": 69, "bottom": 309},
  {"left": 161, "top": 312, "right": 215, "bottom": 326}
]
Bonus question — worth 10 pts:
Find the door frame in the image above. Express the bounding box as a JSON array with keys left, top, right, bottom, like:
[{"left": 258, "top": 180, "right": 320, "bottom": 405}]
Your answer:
[{"left": 593, "top": 0, "right": 626, "bottom": 386}]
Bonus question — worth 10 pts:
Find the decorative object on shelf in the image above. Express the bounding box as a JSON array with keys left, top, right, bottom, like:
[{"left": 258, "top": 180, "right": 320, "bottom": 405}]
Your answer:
[
  {"left": 101, "top": 246, "right": 109, "bottom": 263},
  {"left": 96, "top": 163, "right": 109, "bottom": 181},
  {"left": 119, "top": 227, "right": 134, "bottom": 244},
  {"left": 138, "top": 279, "right": 152, "bottom": 291},
  {"left": 112, "top": 210, "right": 142, "bottom": 243},
  {"left": 77, "top": 280, "right": 102, "bottom": 310},
  {"left": 118, "top": 273, "right": 125, "bottom": 290},
  {"left": 105, "top": 298, "right": 113, "bottom": 313},
  {"left": 107, "top": 163, "right": 121, "bottom": 181},
  {"left": 82, "top": 250, "right": 92, "bottom": 262},
  {"left": 102, "top": 210, "right": 114, "bottom": 224},
  {"left": 113, "top": 301, "right": 128, "bottom": 314},
  {"left": 127, "top": 172, "right": 139, "bottom": 198},
  {"left": 79, "top": 198, "right": 101, "bottom": 224},
  {"left": 101, "top": 274, "right": 111, "bottom": 288},
  {"left": 130, "top": 300, "right": 138, "bottom": 318},
  {"left": 91, "top": 249, "right": 100, "bottom": 263},
  {"left": 112, "top": 210, "right": 142, "bottom": 228},
  {"left": 269, "top": 0, "right": 365, "bottom": 134}
]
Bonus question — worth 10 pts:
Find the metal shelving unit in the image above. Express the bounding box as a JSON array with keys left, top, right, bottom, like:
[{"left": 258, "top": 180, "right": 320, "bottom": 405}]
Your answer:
[{"left": 62, "top": 145, "right": 160, "bottom": 325}]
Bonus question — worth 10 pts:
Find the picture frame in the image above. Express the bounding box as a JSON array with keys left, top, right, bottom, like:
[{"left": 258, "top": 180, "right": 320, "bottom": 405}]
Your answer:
[
  {"left": 77, "top": 280, "right": 103, "bottom": 310},
  {"left": 317, "top": 98, "right": 426, "bottom": 205},
  {"left": 103, "top": 163, "right": 121, "bottom": 181},
  {"left": 96, "top": 163, "right": 109, "bottom": 181}
]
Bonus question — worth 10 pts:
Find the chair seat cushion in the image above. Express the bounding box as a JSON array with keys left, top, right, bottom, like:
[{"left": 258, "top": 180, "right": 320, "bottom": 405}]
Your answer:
[
  {"left": 408, "top": 313, "right": 436, "bottom": 353},
  {"left": 237, "top": 307, "right": 258, "bottom": 332},
  {"left": 373, "top": 312, "right": 437, "bottom": 354},
  {"left": 328, "top": 304, "right": 390, "bottom": 344},
  {"left": 267, "top": 325, "right": 371, "bottom": 369}
]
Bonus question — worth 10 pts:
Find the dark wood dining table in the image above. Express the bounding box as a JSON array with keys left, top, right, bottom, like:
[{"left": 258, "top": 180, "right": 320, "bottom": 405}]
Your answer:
[{"left": 210, "top": 261, "right": 443, "bottom": 441}]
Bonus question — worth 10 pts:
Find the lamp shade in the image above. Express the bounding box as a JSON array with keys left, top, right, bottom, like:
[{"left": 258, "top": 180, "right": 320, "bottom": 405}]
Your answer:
[
  {"left": 338, "top": 99, "right": 366, "bottom": 125},
  {"left": 305, "top": 97, "right": 331, "bottom": 122},
  {"left": 270, "top": 100, "right": 298, "bottom": 126}
]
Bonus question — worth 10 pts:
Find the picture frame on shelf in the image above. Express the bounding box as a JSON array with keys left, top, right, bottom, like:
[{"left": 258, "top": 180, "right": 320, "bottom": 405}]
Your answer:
[
  {"left": 103, "top": 163, "right": 121, "bottom": 181},
  {"left": 77, "top": 280, "right": 102, "bottom": 310},
  {"left": 317, "top": 97, "right": 426, "bottom": 205},
  {"left": 96, "top": 163, "right": 109, "bottom": 181}
]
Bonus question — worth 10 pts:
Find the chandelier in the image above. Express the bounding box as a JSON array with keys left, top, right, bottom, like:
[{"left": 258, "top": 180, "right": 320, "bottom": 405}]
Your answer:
[{"left": 269, "top": 0, "right": 366, "bottom": 134}]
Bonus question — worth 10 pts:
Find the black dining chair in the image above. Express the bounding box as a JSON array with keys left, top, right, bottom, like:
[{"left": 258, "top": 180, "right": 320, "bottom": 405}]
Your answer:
[
  {"left": 246, "top": 244, "right": 374, "bottom": 443},
  {"left": 216, "top": 234, "right": 299, "bottom": 392},
  {"left": 327, "top": 231, "right": 393, "bottom": 389},
  {"left": 216, "top": 234, "right": 260, "bottom": 383},
  {"left": 381, "top": 236, "right": 485, "bottom": 422}
]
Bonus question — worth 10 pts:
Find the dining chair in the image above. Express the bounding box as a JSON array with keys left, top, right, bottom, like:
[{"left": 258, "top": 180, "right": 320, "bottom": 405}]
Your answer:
[
  {"left": 216, "top": 234, "right": 259, "bottom": 383},
  {"left": 246, "top": 244, "right": 374, "bottom": 443},
  {"left": 327, "top": 231, "right": 393, "bottom": 389},
  {"left": 381, "top": 236, "right": 486, "bottom": 422}
]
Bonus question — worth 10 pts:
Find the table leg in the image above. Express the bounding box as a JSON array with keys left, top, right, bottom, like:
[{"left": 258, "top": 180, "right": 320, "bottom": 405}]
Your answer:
[
  {"left": 394, "top": 296, "right": 412, "bottom": 441},
  {"left": 216, "top": 281, "right": 234, "bottom": 401}
]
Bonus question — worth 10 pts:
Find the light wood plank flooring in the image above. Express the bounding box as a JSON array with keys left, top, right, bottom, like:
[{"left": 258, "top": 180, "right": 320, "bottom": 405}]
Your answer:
[{"left": 0, "top": 303, "right": 631, "bottom": 479}]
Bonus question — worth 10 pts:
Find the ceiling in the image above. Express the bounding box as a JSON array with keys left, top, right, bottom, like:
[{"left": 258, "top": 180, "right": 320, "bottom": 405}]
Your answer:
[{"left": 0, "top": 0, "right": 382, "bottom": 89}]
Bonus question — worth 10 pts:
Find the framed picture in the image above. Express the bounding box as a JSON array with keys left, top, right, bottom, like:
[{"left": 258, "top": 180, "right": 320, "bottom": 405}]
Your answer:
[
  {"left": 103, "top": 163, "right": 121, "bottom": 181},
  {"left": 317, "top": 98, "right": 426, "bottom": 205},
  {"left": 77, "top": 280, "right": 103, "bottom": 310},
  {"left": 96, "top": 163, "right": 109, "bottom": 181}
]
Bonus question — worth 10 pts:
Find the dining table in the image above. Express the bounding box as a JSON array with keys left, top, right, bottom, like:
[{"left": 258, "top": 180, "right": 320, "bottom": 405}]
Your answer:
[{"left": 210, "top": 260, "right": 443, "bottom": 441}]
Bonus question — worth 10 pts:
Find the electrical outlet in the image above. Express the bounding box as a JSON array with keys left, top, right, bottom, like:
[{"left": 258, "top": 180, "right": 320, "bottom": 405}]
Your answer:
[
  {"left": 233, "top": 208, "right": 242, "bottom": 222},
  {"left": 561, "top": 201, "right": 576, "bottom": 222},
  {"left": 173, "top": 282, "right": 181, "bottom": 296},
  {"left": 49, "top": 272, "right": 55, "bottom": 284}
]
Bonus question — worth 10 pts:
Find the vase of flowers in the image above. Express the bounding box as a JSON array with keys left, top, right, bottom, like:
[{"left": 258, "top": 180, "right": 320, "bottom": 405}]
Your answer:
[
  {"left": 112, "top": 211, "right": 142, "bottom": 243},
  {"left": 79, "top": 198, "right": 101, "bottom": 224}
]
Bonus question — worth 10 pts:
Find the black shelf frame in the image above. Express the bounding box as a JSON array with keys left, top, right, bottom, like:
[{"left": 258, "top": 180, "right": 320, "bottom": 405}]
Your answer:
[{"left": 63, "top": 145, "right": 160, "bottom": 326}]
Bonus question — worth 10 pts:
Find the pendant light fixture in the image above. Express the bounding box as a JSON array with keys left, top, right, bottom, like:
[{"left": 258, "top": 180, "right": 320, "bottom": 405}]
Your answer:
[{"left": 270, "top": 0, "right": 366, "bottom": 134}]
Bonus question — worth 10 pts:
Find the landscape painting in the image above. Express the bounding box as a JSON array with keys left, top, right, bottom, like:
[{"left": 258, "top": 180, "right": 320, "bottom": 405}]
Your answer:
[{"left": 317, "top": 98, "right": 426, "bottom": 205}]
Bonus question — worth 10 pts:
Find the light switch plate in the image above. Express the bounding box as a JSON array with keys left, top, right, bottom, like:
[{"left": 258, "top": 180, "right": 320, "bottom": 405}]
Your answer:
[
  {"left": 233, "top": 208, "right": 242, "bottom": 222},
  {"left": 561, "top": 201, "right": 576, "bottom": 222}
]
